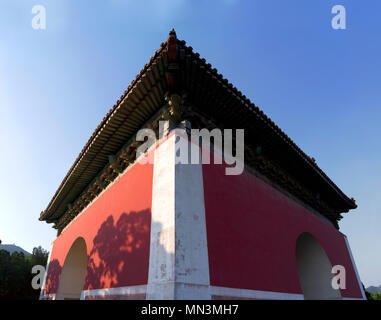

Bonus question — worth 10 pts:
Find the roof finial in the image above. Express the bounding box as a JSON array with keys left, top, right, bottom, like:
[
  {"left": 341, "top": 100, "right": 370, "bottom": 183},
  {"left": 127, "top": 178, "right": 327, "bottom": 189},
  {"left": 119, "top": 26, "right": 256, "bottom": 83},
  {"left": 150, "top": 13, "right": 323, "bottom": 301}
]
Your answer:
[
  {"left": 167, "top": 28, "right": 178, "bottom": 59},
  {"left": 169, "top": 28, "right": 177, "bottom": 37}
]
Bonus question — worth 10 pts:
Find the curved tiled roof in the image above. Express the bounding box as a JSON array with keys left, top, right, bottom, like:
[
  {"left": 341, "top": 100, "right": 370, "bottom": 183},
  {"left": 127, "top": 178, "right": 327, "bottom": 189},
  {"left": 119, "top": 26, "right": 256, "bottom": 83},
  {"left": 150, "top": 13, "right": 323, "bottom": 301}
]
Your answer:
[{"left": 40, "top": 30, "right": 356, "bottom": 225}]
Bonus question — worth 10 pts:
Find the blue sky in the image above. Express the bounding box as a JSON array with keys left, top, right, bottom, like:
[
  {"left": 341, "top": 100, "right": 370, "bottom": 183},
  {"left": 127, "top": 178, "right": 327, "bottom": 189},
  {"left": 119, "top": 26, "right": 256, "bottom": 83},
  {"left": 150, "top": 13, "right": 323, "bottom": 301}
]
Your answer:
[{"left": 0, "top": 1, "right": 380, "bottom": 287}]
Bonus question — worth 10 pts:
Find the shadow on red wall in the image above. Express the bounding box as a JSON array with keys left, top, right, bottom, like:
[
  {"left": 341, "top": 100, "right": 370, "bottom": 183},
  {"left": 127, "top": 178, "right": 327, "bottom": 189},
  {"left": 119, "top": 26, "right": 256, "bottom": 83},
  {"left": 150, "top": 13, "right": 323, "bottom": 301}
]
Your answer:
[
  {"left": 85, "top": 209, "right": 151, "bottom": 290},
  {"left": 43, "top": 259, "right": 62, "bottom": 294},
  {"left": 43, "top": 208, "right": 153, "bottom": 295}
]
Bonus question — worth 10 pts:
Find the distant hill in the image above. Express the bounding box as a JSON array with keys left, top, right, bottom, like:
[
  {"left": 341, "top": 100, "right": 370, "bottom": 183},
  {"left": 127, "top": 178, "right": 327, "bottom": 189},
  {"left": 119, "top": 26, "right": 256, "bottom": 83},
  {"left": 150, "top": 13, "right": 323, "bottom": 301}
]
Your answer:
[
  {"left": 366, "top": 285, "right": 381, "bottom": 295},
  {"left": 0, "top": 244, "right": 31, "bottom": 256}
]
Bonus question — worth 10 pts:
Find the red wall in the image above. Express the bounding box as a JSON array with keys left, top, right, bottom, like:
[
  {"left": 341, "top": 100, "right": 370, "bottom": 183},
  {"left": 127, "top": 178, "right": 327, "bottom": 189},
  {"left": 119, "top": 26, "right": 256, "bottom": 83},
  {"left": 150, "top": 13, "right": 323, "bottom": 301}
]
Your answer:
[
  {"left": 202, "top": 163, "right": 363, "bottom": 298},
  {"left": 44, "top": 137, "right": 363, "bottom": 299},
  {"left": 44, "top": 158, "right": 154, "bottom": 294}
]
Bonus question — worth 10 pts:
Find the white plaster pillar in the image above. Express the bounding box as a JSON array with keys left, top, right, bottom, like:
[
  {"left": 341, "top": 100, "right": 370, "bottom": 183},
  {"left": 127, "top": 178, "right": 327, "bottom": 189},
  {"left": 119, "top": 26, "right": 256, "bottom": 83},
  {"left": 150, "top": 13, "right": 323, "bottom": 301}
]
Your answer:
[{"left": 147, "top": 127, "right": 211, "bottom": 299}]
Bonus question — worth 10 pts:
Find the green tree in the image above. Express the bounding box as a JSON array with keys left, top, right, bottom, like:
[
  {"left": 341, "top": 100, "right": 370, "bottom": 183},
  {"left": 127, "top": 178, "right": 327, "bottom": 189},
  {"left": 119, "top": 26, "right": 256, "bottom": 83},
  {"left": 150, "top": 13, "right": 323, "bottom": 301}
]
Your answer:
[
  {"left": 0, "top": 250, "right": 11, "bottom": 297},
  {"left": 0, "top": 246, "right": 48, "bottom": 300},
  {"left": 30, "top": 246, "right": 48, "bottom": 268},
  {"left": 372, "top": 293, "right": 381, "bottom": 300}
]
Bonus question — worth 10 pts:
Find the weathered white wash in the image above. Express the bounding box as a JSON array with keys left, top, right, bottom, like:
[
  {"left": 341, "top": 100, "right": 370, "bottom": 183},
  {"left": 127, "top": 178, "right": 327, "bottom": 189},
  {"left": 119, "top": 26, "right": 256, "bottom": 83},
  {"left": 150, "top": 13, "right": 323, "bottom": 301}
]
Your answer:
[{"left": 147, "top": 128, "right": 211, "bottom": 299}]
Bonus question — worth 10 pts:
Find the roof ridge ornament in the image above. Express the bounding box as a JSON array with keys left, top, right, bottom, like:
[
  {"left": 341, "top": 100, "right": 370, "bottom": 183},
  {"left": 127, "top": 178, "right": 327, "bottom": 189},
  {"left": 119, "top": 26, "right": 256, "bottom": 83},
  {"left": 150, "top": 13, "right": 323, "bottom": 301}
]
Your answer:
[
  {"left": 167, "top": 28, "right": 178, "bottom": 61},
  {"left": 169, "top": 28, "right": 177, "bottom": 37},
  {"left": 166, "top": 28, "right": 180, "bottom": 92}
]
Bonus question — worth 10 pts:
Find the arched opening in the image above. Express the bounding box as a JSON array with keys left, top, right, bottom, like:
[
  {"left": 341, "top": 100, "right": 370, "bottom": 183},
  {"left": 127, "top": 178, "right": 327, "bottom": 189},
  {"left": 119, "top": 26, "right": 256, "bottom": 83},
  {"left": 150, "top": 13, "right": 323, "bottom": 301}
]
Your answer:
[
  {"left": 56, "top": 237, "right": 87, "bottom": 300},
  {"left": 296, "top": 232, "right": 341, "bottom": 300}
]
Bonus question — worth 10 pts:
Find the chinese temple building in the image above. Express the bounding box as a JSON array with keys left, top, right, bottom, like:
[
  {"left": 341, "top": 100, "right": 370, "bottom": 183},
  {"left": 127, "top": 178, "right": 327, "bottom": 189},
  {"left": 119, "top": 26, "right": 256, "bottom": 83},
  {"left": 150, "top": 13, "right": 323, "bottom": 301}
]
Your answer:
[{"left": 39, "top": 30, "right": 365, "bottom": 300}]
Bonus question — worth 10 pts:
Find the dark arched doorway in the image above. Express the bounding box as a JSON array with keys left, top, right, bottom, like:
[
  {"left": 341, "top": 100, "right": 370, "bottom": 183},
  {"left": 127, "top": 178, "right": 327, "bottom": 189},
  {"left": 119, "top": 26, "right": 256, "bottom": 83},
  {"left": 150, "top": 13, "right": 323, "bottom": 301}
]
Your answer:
[
  {"left": 56, "top": 237, "right": 87, "bottom": 300},
  {"left": 296, "top": 232, "right": 341, "bottom": 300}
]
